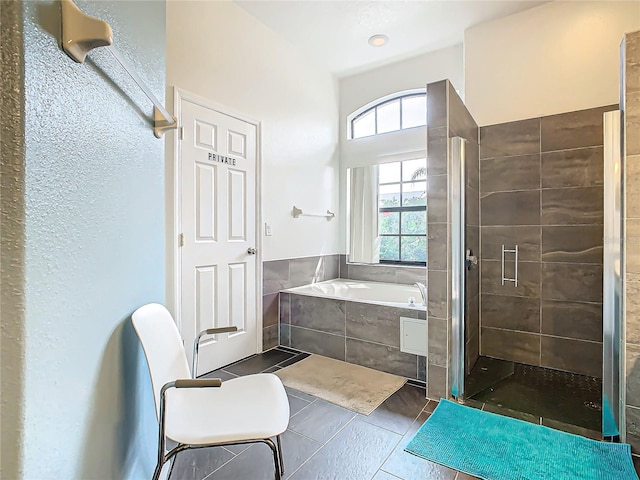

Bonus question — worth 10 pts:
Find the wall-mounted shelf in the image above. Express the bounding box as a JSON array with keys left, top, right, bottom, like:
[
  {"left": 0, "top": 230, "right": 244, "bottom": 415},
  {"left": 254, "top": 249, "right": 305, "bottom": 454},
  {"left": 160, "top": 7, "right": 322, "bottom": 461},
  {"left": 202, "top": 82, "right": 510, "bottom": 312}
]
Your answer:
[
  {"left": 292, "top": 206, "right": 335, "bottom": 220},
  {"left": 61, "top": 0, "right": 177, "bottom": 138}
]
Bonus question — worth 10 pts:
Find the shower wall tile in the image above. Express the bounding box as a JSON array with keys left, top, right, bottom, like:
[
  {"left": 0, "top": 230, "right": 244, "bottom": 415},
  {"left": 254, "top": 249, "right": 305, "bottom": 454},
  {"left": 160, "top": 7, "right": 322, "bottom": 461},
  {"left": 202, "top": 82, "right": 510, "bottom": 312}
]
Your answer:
[
  {"left": 627, "top": 282, "right": 640, "bottom": 345},
  {"left": 481, "top": 327, "right": 540, "bottom": 365},
  {"left": 480, "top": 190, "right": 541, "bottom": 226},
  {"left": 628, "top": 32, "right": 640, "bottom": 94},
  {"left": 626, "top": 407, "right": 640, "bottom": 454},
  {"left": 345, "top": 302, "right": 403, "bottom": 348},
  {"left": 481, "top": 294, "right": 540, "bottom": 333},
  {"left": 418, "top": 356, "right": 427, "bottom": 382},
  {"left": 465, "top": 293, "right": 480, "bottom": 340},
  {"left": 428, "top": 317, "right": 448, "bottom": 367},
  {"left": 629, "top": 344, "right": 640, "bottom": 408},
  {"left": 449, "top": 82, "right": 478, "bottom": 142},
  {"left": 466, "top": 140, "right": 480, "bottom": 190},
  {"left": 428, "top": 270, "right": 449, "bottom": 318},
  {"left": 480, "top": 118, "right": 540, "bottom": 159},
  {"left": 542, "top": 226, "right": 603, "bottom": 264},
  {"left": 480, "top": 154, "right": 541, "bottom": 193},
  {"left": 541, "top": 263, "right": 603, "bottom": 303},
  {"left": 289, "top": 294, "right": 345, "bottom": 335},
  {"left": 466, "top": 332, "right": 480, "bottom": 374},
  {"left": 627, "top": 220, "right": 640, "bottom": 281},
  {"left": 481, "top": 226, "right": 541, "bottom": 262},
  {"left": 541, "top": 147, "right": 604, "bottom": 188},
  {"left": 481, "top": 260, "right": 541, "bottom": 298},
  {"left": 427, "top": 224, "right": 447, "bottom": 271},
  {"left": 540, "top": 105, "right": 616, "bottom": 152},
  {"left": 626, "top": 92, "right": 640, "bottom": 156},
  {"left": 346, "top": 338, "right": 418, "bottom": 378},
  {"left": 427, "top": 174, "right": 448, "bottom": 223},
  {"left": 280, "top": 324, "right": 290, "bottom": 347},
  {"left": 427, "top": 127, "right": 447, "bottom": 176},
  {"left": 541, "top": 187, "right": 604, "bottom": 225},
  {"left": 540, "top": 336, "right": 602, "bottom": 377},
  {"left": 290, "top": 326, "right": 345, "bottom": 361},
  {"left": 263, "top": 259, "right": 291, "bottom": 294},
  {"left": 466, "top": 186, "right": 480, "bottom": 228},
  {"left": 263, "top": 293, "right": 279, "bottom": 328},
  {"left": 627, "top": 155, "right": 640, "bottom": 219},
  {"left": 427, "top": 364, "right": 448, "bottom": 400},
  {"left": 427, "top": 80, "right": 447, "bottom": 128},
  {"left": 541, "top": 300, "right": 603, "bottom": 343},
  {"left": 339, "top": 254, "right": 348, "bottom": 278}
]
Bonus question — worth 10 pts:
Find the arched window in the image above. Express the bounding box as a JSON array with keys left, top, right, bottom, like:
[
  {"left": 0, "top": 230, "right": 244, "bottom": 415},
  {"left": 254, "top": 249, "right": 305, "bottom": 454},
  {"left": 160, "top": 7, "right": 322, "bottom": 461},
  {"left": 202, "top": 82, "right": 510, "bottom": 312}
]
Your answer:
[{"left": 348, "top": 89, "right": 427, "bottom": 139}]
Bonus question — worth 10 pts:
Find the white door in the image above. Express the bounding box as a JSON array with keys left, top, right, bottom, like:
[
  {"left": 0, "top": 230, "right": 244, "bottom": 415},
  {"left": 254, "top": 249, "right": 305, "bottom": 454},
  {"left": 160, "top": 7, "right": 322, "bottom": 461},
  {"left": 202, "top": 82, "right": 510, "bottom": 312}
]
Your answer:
[{"left": 178, "top": 98, "right": 258, "bottom": 375}]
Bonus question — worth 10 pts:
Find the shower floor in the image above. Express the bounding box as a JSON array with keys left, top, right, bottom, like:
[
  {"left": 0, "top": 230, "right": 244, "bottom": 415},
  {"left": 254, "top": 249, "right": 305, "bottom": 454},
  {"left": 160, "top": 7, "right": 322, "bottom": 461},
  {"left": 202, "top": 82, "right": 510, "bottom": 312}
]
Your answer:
[{"left": 465, "top": 356, "right": 602, "bottom": 439}]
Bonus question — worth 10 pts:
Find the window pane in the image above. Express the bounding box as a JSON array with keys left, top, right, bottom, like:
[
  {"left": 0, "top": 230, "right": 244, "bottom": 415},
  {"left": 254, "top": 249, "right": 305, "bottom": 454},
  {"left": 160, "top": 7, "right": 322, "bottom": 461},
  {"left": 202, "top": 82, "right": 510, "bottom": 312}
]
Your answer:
[
  {"left": 352, "top": 109, "right": 375, "bottom": 139},
  {"left": 379, "top": 184, "right": 401, "bottom": 207},
  {"left": 401, "top": 211, "right": 426, "bottom": 235},
  {"left": 376, "top": 100, "right": 400, "bottom": 134},
  {"left": 379, "top": 162, "right": 400, "bottom": 183},
  {"left": 401, "top": 236, "right": 427, "bottom": 262},
  {"left": 402, "top": 95, "right": 427, "bottom": 129},
  {"left": 402, "top": 158, "right": 426, "bottom": 181},
  {"left": 380, "top": 236, "right": 400, "bottom": 261},
  {"left": 402, "top": 181, "right": 426, "bottom": 206},
  {"left": 379, "top": 211, "right": 399, "bottom": 234}
]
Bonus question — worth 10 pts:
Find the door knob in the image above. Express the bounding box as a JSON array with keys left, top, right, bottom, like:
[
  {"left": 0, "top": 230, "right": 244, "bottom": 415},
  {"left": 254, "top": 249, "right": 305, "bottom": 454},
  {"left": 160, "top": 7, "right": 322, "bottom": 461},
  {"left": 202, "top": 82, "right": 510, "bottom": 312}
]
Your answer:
[{"left": 247, "top": 247, "right": 257, "bottom": 255}]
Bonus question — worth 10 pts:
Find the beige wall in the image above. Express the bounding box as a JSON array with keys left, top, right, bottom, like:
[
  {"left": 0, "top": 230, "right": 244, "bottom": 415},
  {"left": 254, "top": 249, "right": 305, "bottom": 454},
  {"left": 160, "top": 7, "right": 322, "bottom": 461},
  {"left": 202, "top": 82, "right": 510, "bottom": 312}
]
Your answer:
[
  {"left": 167, "top": 0, "right": 340, "bottom": 262},
  {"left": 465, "top": 1, "right": 640, "bottom": 126}
]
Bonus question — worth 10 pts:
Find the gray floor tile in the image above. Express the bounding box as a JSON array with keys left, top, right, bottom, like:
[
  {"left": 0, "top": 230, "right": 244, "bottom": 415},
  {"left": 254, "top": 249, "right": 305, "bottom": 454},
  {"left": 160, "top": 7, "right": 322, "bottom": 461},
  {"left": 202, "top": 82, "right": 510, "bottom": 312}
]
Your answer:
[
  {"left": 288, "top": 399, "right": 356, "bottom": 444},
  {"left": 285, "top": 386, "right": 317, "bottom": 403},
  {"left": 363, "top": 384, "right": 429, "bottom": 435},
  {"left": 225, "top": 350, "right": 296, "bottom": 376},
  {"left": 200, "top": 369, "right": 238, "bottom": 381},
  {"left": 207, "top": 430, "right": 321, "bottom": 480},
  {"left": 288, "top": 394, "right": 312, "bottom": 417},
  {"left": 371, "top": 471, "right": 402, "bottom": 480},
  {"left": 169, "top": 446, "right": 235, "bottom": 480},
  {"left": 381, "top": 411, "right": 457, "bottom": 480},
  {"left": 289, "top": 419, "right": 401, "bottom": 480}
]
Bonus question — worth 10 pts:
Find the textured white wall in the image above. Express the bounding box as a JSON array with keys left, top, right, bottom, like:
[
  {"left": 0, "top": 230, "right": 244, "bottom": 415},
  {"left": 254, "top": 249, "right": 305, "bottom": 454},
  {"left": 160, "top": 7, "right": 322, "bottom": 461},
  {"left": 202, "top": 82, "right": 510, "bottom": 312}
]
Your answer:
[
  {"left": 12, "top": 1, "right": 166, "bottom": 478},
  {"left": 465, "top": 0, "right": 640, "bottom": 126},
  {"left": 167, "top": 0, "right": 341, "bottom": 262}
]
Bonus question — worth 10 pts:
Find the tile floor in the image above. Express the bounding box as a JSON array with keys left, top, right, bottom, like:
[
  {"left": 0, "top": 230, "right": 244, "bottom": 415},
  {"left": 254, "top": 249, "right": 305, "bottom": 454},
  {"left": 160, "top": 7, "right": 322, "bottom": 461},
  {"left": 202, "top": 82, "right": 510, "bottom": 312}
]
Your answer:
[
  {"left": 167, "top": 347, "right": 640, "bottom": 480},
  {"left": 168, "top": 347, "right": 475, "bottom": 480}
]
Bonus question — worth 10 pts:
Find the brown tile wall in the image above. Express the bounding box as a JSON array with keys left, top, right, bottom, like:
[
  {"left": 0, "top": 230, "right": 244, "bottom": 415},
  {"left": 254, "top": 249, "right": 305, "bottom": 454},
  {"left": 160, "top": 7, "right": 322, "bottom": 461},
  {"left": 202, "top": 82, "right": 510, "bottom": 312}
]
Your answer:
[
  {"left": 479, "top": 104, "right": 618, "bottom": 377},
  {"left": 262, "top": 254, "right": 340, "bottom": 350},
  {"left": 624, "top": 30, "right": 640, "bottom": 453}
]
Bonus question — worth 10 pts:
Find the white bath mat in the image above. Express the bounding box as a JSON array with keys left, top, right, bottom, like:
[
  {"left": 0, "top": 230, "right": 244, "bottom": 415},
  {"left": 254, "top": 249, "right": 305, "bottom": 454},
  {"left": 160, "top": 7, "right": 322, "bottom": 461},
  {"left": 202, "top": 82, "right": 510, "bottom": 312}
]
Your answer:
[{"left": 275, "top": 354, "right": 407, "bottom": 415}]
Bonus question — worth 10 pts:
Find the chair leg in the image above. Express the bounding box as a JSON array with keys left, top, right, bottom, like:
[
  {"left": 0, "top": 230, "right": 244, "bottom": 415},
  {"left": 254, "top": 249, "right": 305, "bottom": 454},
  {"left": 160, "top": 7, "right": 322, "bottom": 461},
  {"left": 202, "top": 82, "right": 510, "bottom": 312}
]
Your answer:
[
  {"left": 276, "top": 435, "right": 285, "bottom": 475},
  {"left": 152, "top": 460, "right": 164, "bottom": 480},
  {"left": 263, "top": 438, "right": 282, "bottom": 480}
]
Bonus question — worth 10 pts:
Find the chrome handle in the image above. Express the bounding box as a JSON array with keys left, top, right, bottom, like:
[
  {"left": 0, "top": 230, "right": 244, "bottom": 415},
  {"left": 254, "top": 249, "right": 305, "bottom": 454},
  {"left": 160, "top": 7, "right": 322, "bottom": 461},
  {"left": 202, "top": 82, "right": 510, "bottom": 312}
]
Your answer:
[{"left": 247, "top": 247, "right": 257, "bottom": 255}]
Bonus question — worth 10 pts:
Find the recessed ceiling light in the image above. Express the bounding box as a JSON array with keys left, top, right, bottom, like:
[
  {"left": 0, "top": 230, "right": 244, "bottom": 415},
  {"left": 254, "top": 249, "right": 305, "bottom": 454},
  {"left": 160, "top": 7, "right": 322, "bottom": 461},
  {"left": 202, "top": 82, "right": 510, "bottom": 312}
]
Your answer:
[{"left": 368, "top": 34, "right": 389, "bottom": 47}]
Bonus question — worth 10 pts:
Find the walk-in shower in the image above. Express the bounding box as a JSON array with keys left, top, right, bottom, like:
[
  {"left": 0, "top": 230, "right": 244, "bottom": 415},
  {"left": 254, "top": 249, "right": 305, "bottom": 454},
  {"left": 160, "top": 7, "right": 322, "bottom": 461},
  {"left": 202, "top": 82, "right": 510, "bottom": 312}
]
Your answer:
[{"left": 444, "top": 95, "right": 625, "bottom": 439}]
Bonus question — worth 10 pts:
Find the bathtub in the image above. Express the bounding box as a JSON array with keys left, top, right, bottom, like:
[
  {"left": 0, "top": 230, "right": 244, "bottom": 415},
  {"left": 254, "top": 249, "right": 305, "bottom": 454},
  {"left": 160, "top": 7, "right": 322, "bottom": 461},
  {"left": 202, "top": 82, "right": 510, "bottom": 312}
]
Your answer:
[{"left": 283, "top": 278, "right": 426, "bottom": 311}]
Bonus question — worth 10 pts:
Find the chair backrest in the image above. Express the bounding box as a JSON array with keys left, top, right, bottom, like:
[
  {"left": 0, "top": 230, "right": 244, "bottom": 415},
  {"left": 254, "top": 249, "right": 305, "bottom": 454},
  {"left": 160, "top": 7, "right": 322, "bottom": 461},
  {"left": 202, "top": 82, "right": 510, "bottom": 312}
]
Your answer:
[{"left": 131, "top": 303, "right": 191, "bottom": 419}]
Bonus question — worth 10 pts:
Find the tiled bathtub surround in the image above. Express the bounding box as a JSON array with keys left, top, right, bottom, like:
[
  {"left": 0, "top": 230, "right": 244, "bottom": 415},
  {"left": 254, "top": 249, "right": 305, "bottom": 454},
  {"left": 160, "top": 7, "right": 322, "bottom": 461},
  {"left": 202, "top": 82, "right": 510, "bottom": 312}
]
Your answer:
[
  {"left": 479, "top": 104, "right": 617, "bottom": 378},
  {"left": 279, "top": 292, "right": 428, "bottom": 382},
  {"left": 338, "top": 255, "right": 426, "bottom": 285},
  {"left": 623, "top": 30, "right": 640, "bottom": 453},
  {"left": 262, "top": 255, "right": 340, "bottom": 350}
]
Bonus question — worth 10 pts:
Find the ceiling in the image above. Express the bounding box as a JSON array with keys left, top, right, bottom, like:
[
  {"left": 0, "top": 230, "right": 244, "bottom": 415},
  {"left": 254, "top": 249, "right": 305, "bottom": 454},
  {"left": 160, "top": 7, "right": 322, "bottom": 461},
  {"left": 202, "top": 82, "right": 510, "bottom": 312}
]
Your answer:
[{"left": 234, "top": 1, "right": 547, "bottom": 77}]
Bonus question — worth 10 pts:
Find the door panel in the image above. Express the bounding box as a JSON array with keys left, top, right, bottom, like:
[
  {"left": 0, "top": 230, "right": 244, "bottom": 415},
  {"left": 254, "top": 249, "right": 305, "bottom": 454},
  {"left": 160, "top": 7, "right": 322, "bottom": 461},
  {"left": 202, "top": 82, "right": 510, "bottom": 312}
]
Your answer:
[{"left": 179, "top": 99, "right": 258, "bottom": 374}]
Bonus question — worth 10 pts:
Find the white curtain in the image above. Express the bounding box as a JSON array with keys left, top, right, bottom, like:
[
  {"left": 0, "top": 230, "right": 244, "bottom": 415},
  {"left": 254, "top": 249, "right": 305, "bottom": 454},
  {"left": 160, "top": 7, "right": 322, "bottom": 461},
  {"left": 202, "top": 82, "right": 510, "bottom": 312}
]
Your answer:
[{"left": 349, "top": 166, "right": 380, "bottom": 264}]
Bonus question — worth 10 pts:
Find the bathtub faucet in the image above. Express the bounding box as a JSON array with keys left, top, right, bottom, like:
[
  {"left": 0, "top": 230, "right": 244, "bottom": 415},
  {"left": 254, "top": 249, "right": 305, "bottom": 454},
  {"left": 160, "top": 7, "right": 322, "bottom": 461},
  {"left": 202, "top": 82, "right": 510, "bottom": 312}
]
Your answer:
[{"left": 414, "top": 282, "right": 427, "bottom": 306}]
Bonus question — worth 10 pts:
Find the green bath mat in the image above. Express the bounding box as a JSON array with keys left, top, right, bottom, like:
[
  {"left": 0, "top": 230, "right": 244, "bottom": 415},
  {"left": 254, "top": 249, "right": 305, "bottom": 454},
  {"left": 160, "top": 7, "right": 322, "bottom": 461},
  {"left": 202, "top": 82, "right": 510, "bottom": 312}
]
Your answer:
[{"left": 405, "top": 399, "right": 638, "bottom": 480}]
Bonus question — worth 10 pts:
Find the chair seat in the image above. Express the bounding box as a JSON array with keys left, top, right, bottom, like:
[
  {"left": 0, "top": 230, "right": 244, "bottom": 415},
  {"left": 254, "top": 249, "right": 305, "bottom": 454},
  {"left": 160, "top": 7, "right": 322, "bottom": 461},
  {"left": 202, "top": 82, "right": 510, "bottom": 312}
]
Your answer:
[{"left": 164, "top": 373, "right": 290, "bottom": 445}]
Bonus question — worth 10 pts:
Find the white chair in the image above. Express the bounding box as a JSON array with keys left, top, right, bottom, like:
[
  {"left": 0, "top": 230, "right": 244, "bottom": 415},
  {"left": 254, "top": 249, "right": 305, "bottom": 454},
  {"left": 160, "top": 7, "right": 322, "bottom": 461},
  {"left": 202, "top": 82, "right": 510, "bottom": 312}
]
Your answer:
[{"left": 132, "top": 303, "right": 290, "bottom": 480}]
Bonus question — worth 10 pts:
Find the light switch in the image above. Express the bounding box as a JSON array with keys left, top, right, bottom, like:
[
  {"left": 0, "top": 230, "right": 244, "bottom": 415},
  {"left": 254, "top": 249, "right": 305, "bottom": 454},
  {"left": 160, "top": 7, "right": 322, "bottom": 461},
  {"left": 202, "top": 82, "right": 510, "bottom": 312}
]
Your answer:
[{"left": 265, "top": 223, "right": 272, "bottom": 236}]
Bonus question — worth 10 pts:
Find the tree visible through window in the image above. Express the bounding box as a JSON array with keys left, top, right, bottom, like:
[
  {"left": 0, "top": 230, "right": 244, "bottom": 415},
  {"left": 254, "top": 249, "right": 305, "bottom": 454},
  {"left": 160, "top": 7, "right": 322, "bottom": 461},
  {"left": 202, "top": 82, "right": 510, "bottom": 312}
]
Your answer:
[
  {"left": 378, "top": 159, "right": 427, "bottom": 264},
  {"left": 350, "top": 92, "right": 426, "bottom": 139}
]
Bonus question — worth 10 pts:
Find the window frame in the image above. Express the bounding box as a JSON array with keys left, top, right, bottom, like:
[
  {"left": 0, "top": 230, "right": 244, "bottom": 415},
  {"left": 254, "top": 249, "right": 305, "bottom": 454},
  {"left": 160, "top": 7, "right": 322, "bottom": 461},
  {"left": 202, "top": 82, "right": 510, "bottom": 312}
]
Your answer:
[
  {"left": 348, "top": 89, "right": 427, "bottom": 140},
  {"left": 378, "top": 159, "right": 427, "bottom": 266}
]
